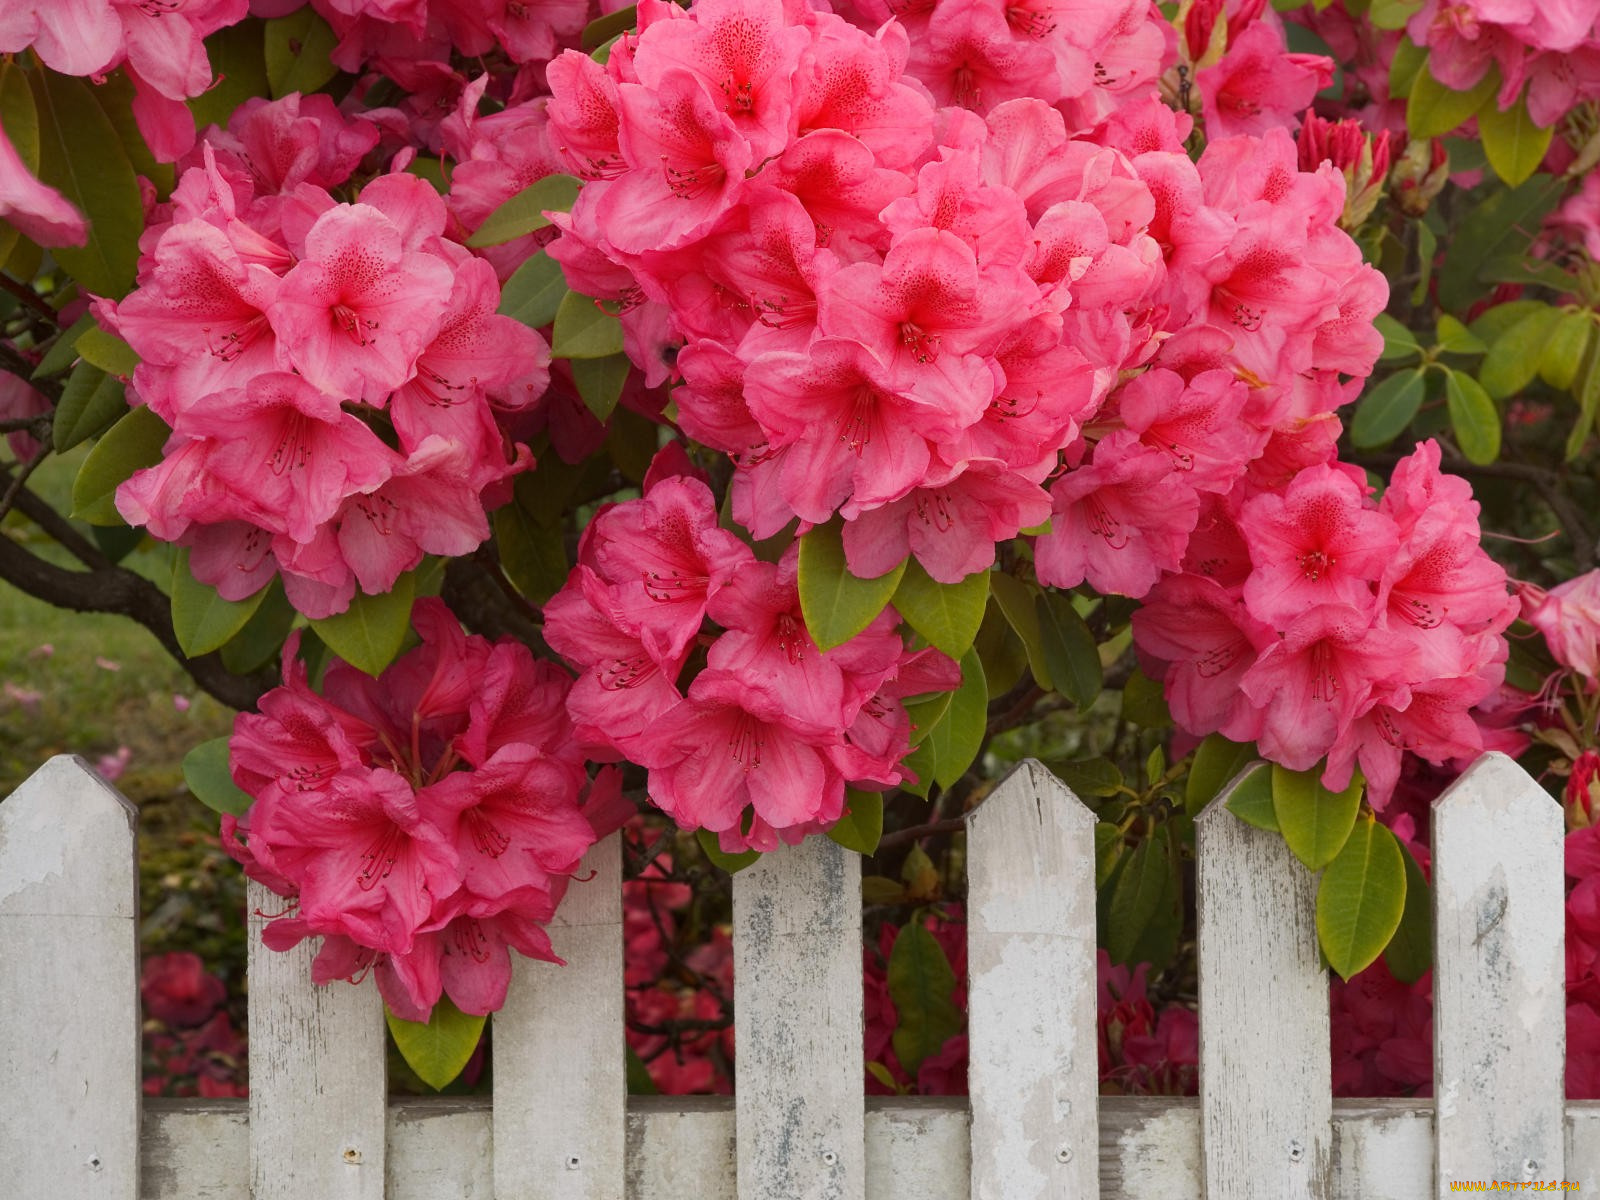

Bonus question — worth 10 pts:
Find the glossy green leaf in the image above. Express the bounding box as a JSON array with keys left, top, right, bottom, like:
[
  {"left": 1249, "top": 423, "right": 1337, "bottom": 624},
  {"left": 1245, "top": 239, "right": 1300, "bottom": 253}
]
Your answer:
[
  {"left": 1351, "top": 368, "right": 1426, "bottom": 448},
  {"left": 1374, "top": 312, "right": 1422, "bottom": 361},
  {"left": 582, "top": 4, "right": 636, "bottom": 48},
  {"left": 696, "top": 828, "right": 761, "bottom": 874},
  {"left": 1187, "top": 735, "right": 1258, "bottom": 817},
  {"left": 71, "top": 404, "right": 170, "bottom": 524},
  {"left": 1435, "top": 313, "right": 1486, "bottom": 355},
  {"left": 171, "top": 547, "right": 271, "bottom": 658},
  {"left": 1049, "top": 756, "right": 1124, "bottom": 798},
  {"left": 1406, "top": 63, "right": 1497, "bottom": 139},
  {"left": 1437, "top": 175, "right": 1564, "bottom": 312},
  {"left": 888, "top": 921, "right": 961, "bottom": 1077},
  {"left": 1034, "top": 591, "right": 1101, "bottom": 709},
  {"left": 1567, "top": 336, "right": 1600, "bottom": 461},
  {"left": 1480, "top": 304, "right": 1564, "bottom": 398},
  {"left": 551, "top": 290, "right": 625, "bottom": 359},
  {"left": 492, "top": 478, "right": 569, "bottom": 606},
  {"left": 219, "top": 580, "right": 296, "bottom": 675},
  {"left": 827, "top": 789, "right": 884, "bottom": 855},
  {"left": 1121, "top": 667, "right": 1170, "bottom": 728},
  {"left": 903, "top": 689, "right": 954, "bottom": 747},
  {"left": 1370, "top": 0, "right": 1422, "bottom": 28},
  {"left": 30, "top": 70, "right": 141, "bottom": 296},
  {"left": 385, "top": 996, "right": 487, "bottom": 1091},
  {"left": 927, "top": 649, "right": 986, "bottom": 791},
  {"left": 465, "top": 174, "right": 581, "bottom": 248},
  {"left": 53, "top": 362, "right": 127, "bottom": 452},
  {"left": 1477, "top": 93, "right": 1554, "bottom": 187},
  {"left": 1540, "top": 311, "right": 1592, "bottom": 391},
  {"left": 1388, "top": 37, "right": 1427, "bottom": 96},
  {"left": 989, "top": 571, "right": 1051, "bottom": 690},
  {"left": 1444, "top": 368, "right": 1501, "bottom": 464},
  {"left": 190, "top": 21, "right": 270, "bottom": 132},
  {"left": 1317, "top": 816, "right": 1407, "bottom": 981},
  {"left": 1383, "top": 840, "right": 1433, "bottom": 984},
  {"left": 265, "top": 9, "right": 340, "bottom": 98},
  {"left": 572, "top": 352, "right": 630, "bottom": 421},
  {"left": 1475, "top": 253, "right": 1577, "bottom": 292},
  {"left": 1106, "top": 825, "right": 1170, "bottom": 965},
  {"left": 891, "top": 560, "right": 988, "bottom": 658},
  {"left": 75, "top": 326, "right": 139, "bottom": 377},
  {"left": 797, "top": 518, "right": 906, "bottom": 651},
  {"left": 1468, "top": 297, "right": 1545, "bottom": 343},
  {"left": 32, "top": 314, "right": 94, "bottom": 380},
  {"left": 182, "top": 737, "right": 253, "bottom": 817},
  {"left": 309, "top": 573, "right": 416, "bottom": 677},
  {"left": 1224, "top": 761, "right": 1279, "bottom": 830},
  {"left": 85, "top": 71, "right": 172, "bottom": 196},
  {"left": 1272, "top": 764, "right": 1362, "bottom": 871},
  {"left": 498, "top": 250, "right": 568, "bottom": 329},
  {"left": 972, "top": 598, "right": 1028, "bottom": 698}
]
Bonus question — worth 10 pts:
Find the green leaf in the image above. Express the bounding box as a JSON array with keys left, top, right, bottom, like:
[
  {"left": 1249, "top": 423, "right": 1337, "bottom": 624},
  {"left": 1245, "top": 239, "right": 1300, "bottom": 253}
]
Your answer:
[
  {"left": 71, "top": 404, "right": 170, "bottom": 524},
  {"left": 1094, "top": 822, "right": 1124, "bottom": 890},
  {"left": 926, "top": 650, "right": 986, "bottom": 791},
  {"left": 1383, "top": 840, "right": 1433, "bottom": 984},
  {"left": 0, "top": 60, "right": 39, "bottom": 171},
  {"left": 551, "top": 290, "right": 625, "bottom": 359},
  {"left": 1374, "top": 313, "right": 1422, "bottom": 362},
  {"left": 1272, "top": 764, "right": 1362, "bottom": 871},
  {"left": 972, "top": 598, "right": 1027, "bottom": 698},
  {"left": 1410, "top": 218, "right": 1438, "bottom": 308},
  {"left": 1033, "top": 591, "right": 1101, "bottom": 709},
  {"left": 1437, "top": 175, "right": 1565, "bottom": 313},
  {"left": 1224, "top": 761, "right": 1278, "bottom": 831},
  {"left": 465, "top": 174, "right": 582, "bottom": 248},
  {"left": 827, "top": 789, "right": 884, "bottom": 855},
  {"left": 989, "top": 571, "right": 1051, "bottom": 690},
  {"left": 696, "top": 828, "right": 761, "bottom": 874},
  {"left": 626, "top": 1045, "right": 659, "bottom": 1095},
  {"left": 170, "top": 547, "right": 270, "bottom": 658},
  {"left": 1477, "top": 93, "right": 1553, "bottom": 187},
  {"left": 1121, "top": 667, "right": 1170, "bottom": 728},
  {"left": 1047, "top": 756, "right": 1124, "bottom": 798},
  {"left": 1406, "top": 63, "right": 1497, "bottom": 138},
  {"left": 85, "top": 71, "right": 172, "bottom": 196},
  {"left": 887, "top": 921, "right": 961, "bottom": 1077},
  {"left": 572, "top": 352, "right": 630, "bottom": 421},
  {"left": 1388, "top": 37, "right": 1428, "bottom": 97},
  {"left": 1475, "top": 254, "right": 1577, "bottom": 292},
  {"left": 29, "top": 70, "right": 141, "bottom": 296},
  {"left": 385, "top": 996, "right": 487, "bottom": 1092},
  {"left": 309, "top": 573, "right": 417, "bottom": 677},
  {"left": 903, "top": 689, "right": 954, "bottom": 747},
  {"left": 1567, "top": 335, "right": 1600, "bottom": 461},
  {"left": 492, "top": 477, "right": 569, "bottom": 606},
  {"left": 52, "top": 362, "right": 127, "bottom": 452},
  {"left": 1187, "top": 735, "right": 1258, "bottom": 817},
  {"left": 219, "top": 580, "right": 296, "bottom": 675},
  {"left": 1351, "top": 368, "right": 1426, "bottom": 448},
  {"left": 75, "top": 326, "right": 139, "bottom": 377},
  {"left": 190, "top": 21, "right": 270, "bottom": 133},
  {"left": 1370, "top": 0, "right": 1422, "bottom": 28},
  {"left": 1317, "top": 816, "right": 1408, "bottom": 981},
  {"left": 1106, "top": 825, "right": 1170, "bottom": 965},
  {"left": 1444, "top": 368, "right": 1501, "bottom": 464},
  {"left": 265, "top": 9, "right": 340, "bottom": 98},
  {"left": 891, "top": 561, "right": 988, "bottom": 658},
  {"left": 182, "top": 737, "right": 253, "bottom": 816},
  {"left": 1435, "top": 313, "right": 1486, "bottom": 355},
  {"left": 582, "top": 4, "right": 636, "bottom": 48},
  {"left": 797, "top": 518, "right": 906, "bottom": 651},
  {"left": 32, "top": 313, "right": 94, "bottom": 380},
  {"left": 1540, "top": 311, "right": 1592, "bottom": 391},
  {"left": 499, "top": 250, "right": 569, "bottom": 329},
  {"left": 1469, "top": 297, "right": 1545, "bottom": 343},
  {"left": 1480, "top": 304, "right": 1565, "bottom": 398}
]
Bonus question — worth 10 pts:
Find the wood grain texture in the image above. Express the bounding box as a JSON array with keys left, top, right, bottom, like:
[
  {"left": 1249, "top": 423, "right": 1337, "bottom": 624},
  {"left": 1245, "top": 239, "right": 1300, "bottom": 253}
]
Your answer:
[
  {"left": 1197, "top": 791, "right": 1332, "bottom": 1200},
  {"left": 1431, "top": 752, "right": 1565, "bottom": 1195},
  {"left": 733, "top": 836, "right": 864, "bottom": 1200},
  {"left": 247, "top": 879, "right": 387, "bottom": 1200},
  {"left": 966, "top": 759, "right": 1098, "bottom": 1199},
  {"left": 0, "top": 755, "right": 141, "bottom": 1200},
  {"left": 495, "top": 833, "right": 625, "bottom": 1199}
]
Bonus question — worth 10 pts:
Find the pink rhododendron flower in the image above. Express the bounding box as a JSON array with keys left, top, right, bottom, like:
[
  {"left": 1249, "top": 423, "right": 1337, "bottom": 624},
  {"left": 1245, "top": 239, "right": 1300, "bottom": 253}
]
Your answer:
[
  {"left": 1523, "top": 571, "right": 1600, "bottom": 680},
  {"left": 0, "top": 121, "right": 88, "bottom": 248}
]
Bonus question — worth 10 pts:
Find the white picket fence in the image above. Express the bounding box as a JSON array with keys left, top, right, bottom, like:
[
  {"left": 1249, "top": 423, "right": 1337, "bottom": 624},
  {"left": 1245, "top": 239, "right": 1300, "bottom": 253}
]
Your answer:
[{"left": 1, "top": 751, "right": 1595, "bottom": 1199}]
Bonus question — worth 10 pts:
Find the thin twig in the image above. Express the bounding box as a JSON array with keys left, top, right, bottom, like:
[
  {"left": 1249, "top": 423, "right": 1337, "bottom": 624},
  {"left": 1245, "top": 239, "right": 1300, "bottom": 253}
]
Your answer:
[
  {"left": 875, "top": 816, "right": 967, "bottom": 852},
  {"left": 0, "top": 273, "right": 58, "bottom": 324}
]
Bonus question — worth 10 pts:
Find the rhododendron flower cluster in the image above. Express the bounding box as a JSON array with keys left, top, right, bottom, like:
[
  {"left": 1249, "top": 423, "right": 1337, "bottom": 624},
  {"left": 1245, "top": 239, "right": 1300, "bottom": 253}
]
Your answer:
[
  {"left": 543, "top": 457, "right": 958, "bottom": 852},
  {"left": 104, "top": 96, "right": 549, "bottom": 619},
  {"left": 222, "top": 599, "right": 626, "bottom": 1022}
]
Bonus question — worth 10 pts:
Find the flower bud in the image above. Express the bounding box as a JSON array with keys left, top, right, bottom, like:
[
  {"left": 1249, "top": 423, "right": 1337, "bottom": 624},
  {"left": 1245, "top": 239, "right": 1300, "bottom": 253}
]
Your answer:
[
  {"left": 1297, "top": 115, "right": 1393, "bottom": 230},
  {"left": 1567, "top": 749, "right": 1600, "bottom": 830},
  {"left": 1391, "top": 136, "right": 1450, "bottom": 218}
]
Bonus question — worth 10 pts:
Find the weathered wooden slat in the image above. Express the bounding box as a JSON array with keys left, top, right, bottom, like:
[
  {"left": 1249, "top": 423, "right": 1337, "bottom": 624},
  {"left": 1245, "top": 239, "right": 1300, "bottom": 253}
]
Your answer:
[
  {"left": 1432, "top": 752, "right": 1565, "bottom": 1195},
  {"left": 0, "top": 755, "right": 141, "bottom": 1200},
  {"left": 495, "top": 832, "right": 626, "bottom": 1199},
  {"left": 733, "top": 835, "right": 864, "bottom": 1200},
  {"left": 966, "top": 759, "right": 1098, "bottom": 1199},
  {"left": 1197, "top": 787, "right": 1332, "bottom": 1200},
  {"left": 246, "top": 879, "right": 387, "bottom": 1200}
]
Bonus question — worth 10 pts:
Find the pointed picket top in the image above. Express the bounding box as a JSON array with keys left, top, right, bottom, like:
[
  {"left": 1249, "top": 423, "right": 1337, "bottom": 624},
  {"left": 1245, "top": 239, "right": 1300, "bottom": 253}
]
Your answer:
[
  {"left": 1196, "top": 776, "right": 1332, "bottom": 1200},
  {"left": 495, "top": 832, "right": 626, "bottom": 1200},
  {"left": 1431, "top": 751, "right": 1565, "bottom": 1196},
  {"left": 0, "top": 755, "right": 141, "bottom": 1200},
  {"left": 966, "top": 758, "right": 1099, "bottom": 1199},
  {"left": 248, "top": 879, "right": 388, "bottom": 1200},
  {"left": 734, "top": 834, "right": 864, "bottom": 1200}
]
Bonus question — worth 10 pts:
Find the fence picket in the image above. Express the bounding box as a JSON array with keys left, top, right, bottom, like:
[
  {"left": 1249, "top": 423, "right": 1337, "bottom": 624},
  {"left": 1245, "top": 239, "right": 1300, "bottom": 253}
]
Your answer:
[
  {"left": 494, "top": 832, "right": 626, "bottom": 1199},
  {"left": 734, "top": 835, "right": 864, "bottom": 1200},
  {"left": 247, "top": 879, "right": 387, "bottom": 1200},
  {"left": 1431, "top": 751, "right": 1565, "bottom": 1195},
  {"left": 0, "top": 755, "right": 141, "bottom": 1200},
  {"left": 966, "top": 759, "right": 1098, "bottom": 1199},
  {"left": 1197, "top": 781, "right": 1332, "bottom": 1200}
]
